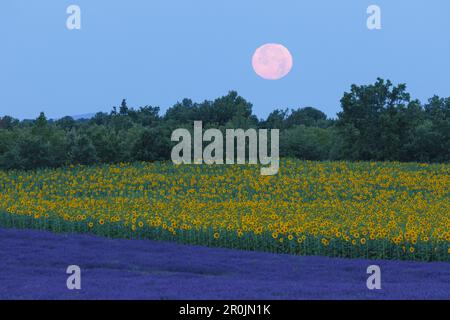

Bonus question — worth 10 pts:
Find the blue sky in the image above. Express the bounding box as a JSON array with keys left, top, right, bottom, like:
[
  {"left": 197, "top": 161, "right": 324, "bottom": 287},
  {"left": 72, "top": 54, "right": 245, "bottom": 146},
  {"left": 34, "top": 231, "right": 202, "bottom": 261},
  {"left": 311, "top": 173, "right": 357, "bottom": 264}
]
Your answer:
[{"left": 1, "top": 0, "right": 449, "bottom": 119}]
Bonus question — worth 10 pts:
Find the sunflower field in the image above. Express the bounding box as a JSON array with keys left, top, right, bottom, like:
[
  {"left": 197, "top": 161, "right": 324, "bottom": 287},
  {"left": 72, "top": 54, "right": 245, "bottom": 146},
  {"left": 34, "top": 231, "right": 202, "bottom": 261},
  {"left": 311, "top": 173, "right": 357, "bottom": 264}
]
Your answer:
[{"left": 0, "top": 160, "right": 449, "bottom": 261}]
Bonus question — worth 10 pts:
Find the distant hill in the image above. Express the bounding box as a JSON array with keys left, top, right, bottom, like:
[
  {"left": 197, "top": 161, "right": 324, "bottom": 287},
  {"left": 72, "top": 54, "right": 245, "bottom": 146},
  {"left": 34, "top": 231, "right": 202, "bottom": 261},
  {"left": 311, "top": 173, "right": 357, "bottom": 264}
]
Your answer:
[{"left": 71, "top": 113, "right": 96, "bottom": 120}]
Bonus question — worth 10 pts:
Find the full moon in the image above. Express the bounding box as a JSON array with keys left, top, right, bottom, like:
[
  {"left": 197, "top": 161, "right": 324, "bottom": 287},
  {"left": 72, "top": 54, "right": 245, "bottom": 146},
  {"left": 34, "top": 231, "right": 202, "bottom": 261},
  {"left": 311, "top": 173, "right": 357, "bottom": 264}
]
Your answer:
[{"left": 252, "top": 43, "right": 293, "bottom": 80}]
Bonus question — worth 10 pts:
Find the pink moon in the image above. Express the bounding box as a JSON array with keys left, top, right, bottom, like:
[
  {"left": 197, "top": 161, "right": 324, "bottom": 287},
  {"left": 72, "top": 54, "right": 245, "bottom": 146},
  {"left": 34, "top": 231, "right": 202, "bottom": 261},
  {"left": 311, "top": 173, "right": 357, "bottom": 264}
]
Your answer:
[{"left": 252, "top": 43, "right": 293, "bottom": 80}]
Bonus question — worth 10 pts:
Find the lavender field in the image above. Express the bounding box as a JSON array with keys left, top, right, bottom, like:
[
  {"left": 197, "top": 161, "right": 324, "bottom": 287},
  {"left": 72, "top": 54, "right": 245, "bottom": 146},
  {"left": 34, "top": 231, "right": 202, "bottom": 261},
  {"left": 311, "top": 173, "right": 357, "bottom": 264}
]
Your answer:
[{"left": 0, "top": 228, "right": 449, "bottom": 300}]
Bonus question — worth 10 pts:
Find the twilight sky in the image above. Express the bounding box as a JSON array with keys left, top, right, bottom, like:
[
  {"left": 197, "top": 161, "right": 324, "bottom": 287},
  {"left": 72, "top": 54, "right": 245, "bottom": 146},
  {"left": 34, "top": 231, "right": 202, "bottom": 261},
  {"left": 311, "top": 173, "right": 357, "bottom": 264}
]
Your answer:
[{"left": 1, "top": 0, "right": 449, "bottom": 119}]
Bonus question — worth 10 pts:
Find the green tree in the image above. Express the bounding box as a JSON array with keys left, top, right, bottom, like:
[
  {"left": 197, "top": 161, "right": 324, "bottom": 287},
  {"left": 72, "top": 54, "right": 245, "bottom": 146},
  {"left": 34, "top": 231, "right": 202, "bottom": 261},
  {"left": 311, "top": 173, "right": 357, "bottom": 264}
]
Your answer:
[
  {"left": 286, "top": 107, "right": 328, "bottom": 128},
  {"left": 263, "top": 109, "right": 289, "bottom": 129},
  {"left": 337, "top": 78, "right": 418, "bottom": 161},
  {"left": 70, "top": 134, "right": 99, "bottom": 165},
  {"left": 131, "top": 126, "right": 171, "bottom": 161},
  {"left": 281, "top": 125, "right": 333, "bottom": 160}
]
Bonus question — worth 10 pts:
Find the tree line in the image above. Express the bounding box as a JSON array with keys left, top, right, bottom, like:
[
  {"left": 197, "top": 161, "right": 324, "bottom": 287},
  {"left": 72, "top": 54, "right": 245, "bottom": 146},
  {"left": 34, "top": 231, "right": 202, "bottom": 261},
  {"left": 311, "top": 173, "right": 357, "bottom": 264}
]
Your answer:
[{"left": 0, "top": 78, "right": 448, "bottom": 170}]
